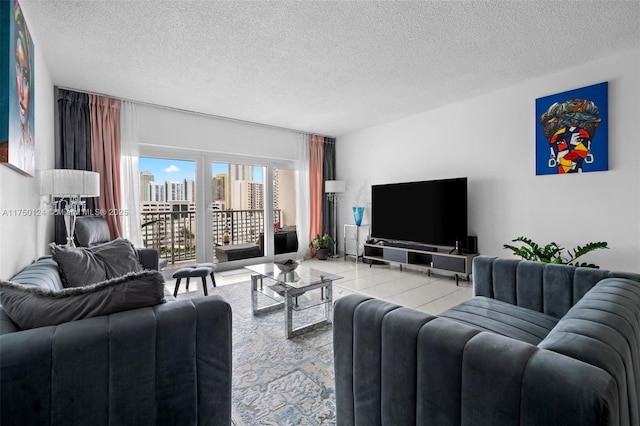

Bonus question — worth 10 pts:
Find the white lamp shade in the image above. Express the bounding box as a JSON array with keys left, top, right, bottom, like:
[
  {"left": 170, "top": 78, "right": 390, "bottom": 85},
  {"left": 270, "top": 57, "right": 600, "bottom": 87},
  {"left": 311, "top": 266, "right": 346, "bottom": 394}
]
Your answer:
[
  {"left": 325, "top": 180, "right": 345, "bottom": 193},
  {"left": 39, "top": 169, "right": 100, "bottom": 197}
]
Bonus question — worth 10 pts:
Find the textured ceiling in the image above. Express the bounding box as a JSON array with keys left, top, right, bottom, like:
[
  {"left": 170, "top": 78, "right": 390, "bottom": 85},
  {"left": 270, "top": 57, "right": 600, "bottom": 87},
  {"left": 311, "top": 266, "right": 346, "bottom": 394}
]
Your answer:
[{"left": 19, "top": 0, "right": 640, "bottom": 137}]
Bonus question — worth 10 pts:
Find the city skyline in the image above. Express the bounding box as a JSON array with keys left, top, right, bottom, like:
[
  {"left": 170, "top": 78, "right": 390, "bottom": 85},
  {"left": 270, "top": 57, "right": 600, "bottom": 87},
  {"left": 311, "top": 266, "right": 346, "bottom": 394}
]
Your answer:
[
  {"left": 138, "top": 157, "right": 296, "bottom": 226},
  {"left": 139, "top": 160, "right": 266, "bottom": 210},
  {"left": 139, "top": 157, "right": 263, "bottom": 183}
]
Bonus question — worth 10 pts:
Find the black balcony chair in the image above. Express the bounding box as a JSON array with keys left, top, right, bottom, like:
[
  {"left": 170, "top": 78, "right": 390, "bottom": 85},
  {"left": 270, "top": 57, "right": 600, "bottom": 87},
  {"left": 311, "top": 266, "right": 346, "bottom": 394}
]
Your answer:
[{"left": 258, "top": 225, "right": 298, "bottom": 255}]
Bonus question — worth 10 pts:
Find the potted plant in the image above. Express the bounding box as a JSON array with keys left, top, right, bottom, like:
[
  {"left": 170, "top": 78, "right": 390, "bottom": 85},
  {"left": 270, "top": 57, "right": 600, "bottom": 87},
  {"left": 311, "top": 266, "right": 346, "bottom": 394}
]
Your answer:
[
  {"left": 503, "top": 236, "right": 609, "bottom": 268},
  {"left": 309, "top": 234, "right": 336, "bottom": 260}
]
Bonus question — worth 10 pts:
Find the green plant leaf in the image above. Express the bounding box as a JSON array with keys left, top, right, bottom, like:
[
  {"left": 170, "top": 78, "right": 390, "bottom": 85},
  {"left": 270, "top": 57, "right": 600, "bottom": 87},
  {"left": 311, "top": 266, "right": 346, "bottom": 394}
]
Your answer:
[
  {"left": 309, "top": 233, "right": 336, "bottom": 249},
  {"left": 568, "top": 241, "right": 609, "bottom": 262},
  {"left": 503, "top": 244, "right": 536, "bottom": 261},
  {"left": 503, "top": 236, "right": 608, "bottom": 268}
]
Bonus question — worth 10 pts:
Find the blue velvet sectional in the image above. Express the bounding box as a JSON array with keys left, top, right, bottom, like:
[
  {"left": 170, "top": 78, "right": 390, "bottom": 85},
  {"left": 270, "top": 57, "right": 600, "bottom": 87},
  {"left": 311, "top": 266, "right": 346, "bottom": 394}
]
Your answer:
[
  {"left": 0, "top": 252, "right": 232, "bottom": 426},
  {"left": 334, "top": 256, "right": 640, "bottom": 426}
]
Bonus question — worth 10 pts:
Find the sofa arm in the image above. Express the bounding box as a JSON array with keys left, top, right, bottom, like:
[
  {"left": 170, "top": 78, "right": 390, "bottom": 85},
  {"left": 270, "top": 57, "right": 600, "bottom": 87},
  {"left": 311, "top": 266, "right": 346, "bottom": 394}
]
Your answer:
[
  {"left": 136, "top": 247, "right": 160, "bottom": 270},
  {"left": 334, "top": 294, "right": 618, "bottom": 426},
  {"left": 0, "top": 296, "right": 232, "bottom": 426},
  {"left": 334, "top": 294, "right": 436, "bottom": 425},
  {"left": 539, "top": 277, "right": 640, "bottom": 426}
]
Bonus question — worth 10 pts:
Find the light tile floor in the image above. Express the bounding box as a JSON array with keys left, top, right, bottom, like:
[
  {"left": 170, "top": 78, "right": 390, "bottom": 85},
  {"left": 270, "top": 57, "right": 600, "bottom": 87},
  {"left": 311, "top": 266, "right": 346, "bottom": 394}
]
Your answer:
[
  {"left": 162, "top": 257, "right": 472, "bottom": 426},
  {"left": 164, "top": 257, "right": 473, "bottom": 315}
]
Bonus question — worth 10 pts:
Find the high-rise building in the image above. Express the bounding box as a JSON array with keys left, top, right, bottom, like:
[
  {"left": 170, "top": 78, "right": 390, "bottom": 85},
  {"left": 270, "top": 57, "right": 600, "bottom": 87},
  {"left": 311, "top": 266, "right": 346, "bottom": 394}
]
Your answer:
[
  {"left": 231, "top": 180, "right": 264, "bottom": 210},
  {"left": 149, "top": 181, "right": 165, "bottom": 202},
  {"left": 229, "top": 164, "right": 253, "bottom": 181},
  {"left": 228, "top": 164, "right": 253, "bottom": 209},
  {"left": 165, "top": 181, "right": 184, "bottom": 202},
  {"left": 184, "top": 179, "right": 196, "bottom": 201},
  {"left": 139, "top": 172, "right": 195, "bottom": 203},
  {"left": 210, "top": 200, "right": 225, "bottom": 211},
  {"left": 274, "top": 169, "right": 296, "bottom": 226},
  {"left": 139, "top": 171, "right": 154, "bottom": 201},
  {"left": 249, "top": 181, "right": 264, "bottom": 210},
  {"left": 212, "top": 174, "right": 229, "bottom": 208}
]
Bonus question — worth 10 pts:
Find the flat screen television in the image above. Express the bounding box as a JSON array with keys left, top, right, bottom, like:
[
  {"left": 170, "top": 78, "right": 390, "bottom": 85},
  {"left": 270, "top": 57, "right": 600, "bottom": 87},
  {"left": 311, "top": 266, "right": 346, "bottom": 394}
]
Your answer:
[{"left": 371, "top": 177, "right": 467, "bottom": 249}]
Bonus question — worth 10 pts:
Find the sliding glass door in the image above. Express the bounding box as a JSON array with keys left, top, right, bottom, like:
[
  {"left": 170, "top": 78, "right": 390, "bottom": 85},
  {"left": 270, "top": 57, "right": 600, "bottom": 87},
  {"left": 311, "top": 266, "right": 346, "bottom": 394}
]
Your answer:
[{"left": 139, "top": 147, "right": 298, "bottom": 269}]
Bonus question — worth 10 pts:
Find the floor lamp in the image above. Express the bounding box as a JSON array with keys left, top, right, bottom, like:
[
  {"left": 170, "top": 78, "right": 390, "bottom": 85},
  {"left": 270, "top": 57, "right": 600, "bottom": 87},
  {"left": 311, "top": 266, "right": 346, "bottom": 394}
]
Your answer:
[
  {"left": 325, "top": 180, "right": 345, "bottom": 257},
  {"left": 40, "top": 169, "right": 101, "bottom": 247}
]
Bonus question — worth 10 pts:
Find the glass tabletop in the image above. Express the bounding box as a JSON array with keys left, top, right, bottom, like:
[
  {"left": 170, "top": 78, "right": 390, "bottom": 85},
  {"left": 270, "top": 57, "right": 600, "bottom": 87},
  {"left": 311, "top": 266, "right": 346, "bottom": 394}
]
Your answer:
[{"left": 245, "top": 263, "right": 342, "bottom": 289}]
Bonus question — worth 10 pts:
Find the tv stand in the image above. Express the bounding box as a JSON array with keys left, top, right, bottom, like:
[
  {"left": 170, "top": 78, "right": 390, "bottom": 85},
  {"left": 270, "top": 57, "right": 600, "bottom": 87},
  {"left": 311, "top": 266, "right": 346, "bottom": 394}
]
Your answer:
[
  {"left": 363, "top": 241, "right": 477, "bottom": 285},
  {"left": 381, "top": 240, "right": 437, "bottom": 252}
]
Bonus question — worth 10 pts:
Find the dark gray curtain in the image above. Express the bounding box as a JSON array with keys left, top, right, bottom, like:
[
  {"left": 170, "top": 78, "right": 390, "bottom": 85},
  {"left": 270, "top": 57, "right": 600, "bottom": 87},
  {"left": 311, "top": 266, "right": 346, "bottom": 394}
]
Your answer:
[
  {"left": 55, "top": 89, "right": 93, "bottom": 244},
  {"left": 322, "top": 138, "right": 336, "bottom": 252}
]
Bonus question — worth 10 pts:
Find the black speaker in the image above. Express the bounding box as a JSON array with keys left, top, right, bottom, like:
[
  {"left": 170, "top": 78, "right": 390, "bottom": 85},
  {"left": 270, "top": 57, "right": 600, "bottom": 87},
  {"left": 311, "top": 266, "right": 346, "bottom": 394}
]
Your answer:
[{"left": 466, "top": 236, "right": 478, "bottom": 254}]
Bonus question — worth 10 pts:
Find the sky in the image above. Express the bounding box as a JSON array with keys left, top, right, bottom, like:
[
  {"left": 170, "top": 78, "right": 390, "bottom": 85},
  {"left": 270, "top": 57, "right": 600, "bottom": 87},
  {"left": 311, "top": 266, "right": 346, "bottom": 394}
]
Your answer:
[{"left": 139, "top": 157, "right": 262, "bottom": 182}]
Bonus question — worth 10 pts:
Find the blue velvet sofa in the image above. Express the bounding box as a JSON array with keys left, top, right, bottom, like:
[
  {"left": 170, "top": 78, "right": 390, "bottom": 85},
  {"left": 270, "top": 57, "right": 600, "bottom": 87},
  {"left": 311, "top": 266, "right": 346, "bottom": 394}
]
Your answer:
[
  {"left": 334, "top": 256, "right": 640, "bottom": 426},
  {"left": 0, "top": 251, "right": 232, "bottom": 426}
]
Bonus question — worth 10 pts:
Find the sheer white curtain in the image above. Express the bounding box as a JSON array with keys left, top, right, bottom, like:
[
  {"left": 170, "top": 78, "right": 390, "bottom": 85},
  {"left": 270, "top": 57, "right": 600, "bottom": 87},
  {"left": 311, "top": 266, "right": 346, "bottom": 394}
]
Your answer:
[
  {"left": 120, "top": 101, "right": 142, "bottom": 247},
  {"left": 295, "top": 132, "right": 311, "bottom": 259}
]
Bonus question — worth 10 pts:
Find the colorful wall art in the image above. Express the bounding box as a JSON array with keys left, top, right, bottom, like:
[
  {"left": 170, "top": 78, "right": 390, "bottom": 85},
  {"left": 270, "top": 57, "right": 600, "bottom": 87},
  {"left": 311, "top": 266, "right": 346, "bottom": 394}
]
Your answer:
[
  {"left": 1, "top": 0, "right": 35, "bottom": 176},
  {"left": 535, "top": 82, "right": 608, "bottom": 175}
]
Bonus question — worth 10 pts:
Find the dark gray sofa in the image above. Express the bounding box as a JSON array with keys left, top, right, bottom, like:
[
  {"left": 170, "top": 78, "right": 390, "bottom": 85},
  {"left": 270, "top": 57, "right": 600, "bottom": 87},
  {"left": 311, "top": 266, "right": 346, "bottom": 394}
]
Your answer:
[
  {"left": 0, "top": 252, "right": 232, "bottom": 426},
  {"left": 334, "top": 256, "right": 640, "bottom": 426}
]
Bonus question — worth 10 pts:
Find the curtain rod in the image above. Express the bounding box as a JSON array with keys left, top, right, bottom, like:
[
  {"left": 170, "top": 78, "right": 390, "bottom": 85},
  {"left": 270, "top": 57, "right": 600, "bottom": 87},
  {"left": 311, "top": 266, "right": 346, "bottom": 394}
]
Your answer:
[{"left": 55, "top": 85, "right": 335, "bottom": 138}]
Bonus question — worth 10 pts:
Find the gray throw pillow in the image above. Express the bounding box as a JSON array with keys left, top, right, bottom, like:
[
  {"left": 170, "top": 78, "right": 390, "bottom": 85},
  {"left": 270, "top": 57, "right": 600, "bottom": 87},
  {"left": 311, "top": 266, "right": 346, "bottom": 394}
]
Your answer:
[
  {"left": 50, "top": 238, "right": 143, "bottom": 288},
  {"left": 0, "top": 270, "right": 166, "bottom": 330}
]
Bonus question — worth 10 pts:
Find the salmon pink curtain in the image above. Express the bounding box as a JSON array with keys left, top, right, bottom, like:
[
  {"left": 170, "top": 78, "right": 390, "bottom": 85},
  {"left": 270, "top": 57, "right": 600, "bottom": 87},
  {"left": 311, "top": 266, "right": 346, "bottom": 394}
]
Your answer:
[
  {"left": 309, "top": 135, "right": 325, "bottom": 246},
  {"left": 89, "top": 95, "right": 123, "bottom": 240},
  {"left": 295, "top": 133, "right": 311, "bottom": 259}
]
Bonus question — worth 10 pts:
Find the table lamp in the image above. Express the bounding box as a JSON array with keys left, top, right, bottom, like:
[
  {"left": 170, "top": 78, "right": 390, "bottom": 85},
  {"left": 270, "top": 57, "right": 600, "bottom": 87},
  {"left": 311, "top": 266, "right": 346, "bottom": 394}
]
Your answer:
[{"left": 40, "top": 169, "right": 100, "bottom": 247}]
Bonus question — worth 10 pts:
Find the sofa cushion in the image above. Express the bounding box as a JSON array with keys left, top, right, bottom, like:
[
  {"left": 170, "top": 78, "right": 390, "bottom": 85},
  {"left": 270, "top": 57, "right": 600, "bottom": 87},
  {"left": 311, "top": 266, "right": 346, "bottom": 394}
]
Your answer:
[
  {"left": 0, "top": 309, "right": 19, "bottom": 334},
  {"left": 440, "top": 296, "right": 560, "bottom": 345},
  {"left": 0, "top": 270, "right": 166, "bottom": 330},
  {"left": 74, "top": 215, "right": 111, "bottom": 247},
  {"left": 9, "top": 256, "right": 64, "bottom": 291},
  {"left": 50, "top": 238, "right": 143, "bottom": 288}
]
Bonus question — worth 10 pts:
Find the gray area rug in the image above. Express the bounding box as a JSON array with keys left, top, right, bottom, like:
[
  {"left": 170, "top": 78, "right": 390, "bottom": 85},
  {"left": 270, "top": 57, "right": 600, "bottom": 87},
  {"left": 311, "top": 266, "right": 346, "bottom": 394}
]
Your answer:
[{"left": 176, "top": 280, "right": 354, "bottom": 425}]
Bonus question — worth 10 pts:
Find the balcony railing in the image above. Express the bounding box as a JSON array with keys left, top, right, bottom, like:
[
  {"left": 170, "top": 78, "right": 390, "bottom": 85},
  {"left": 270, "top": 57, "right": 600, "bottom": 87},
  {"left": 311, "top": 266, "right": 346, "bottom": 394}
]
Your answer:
[{"left": 141, "top": 209, "right": 282, "bottom": 265}]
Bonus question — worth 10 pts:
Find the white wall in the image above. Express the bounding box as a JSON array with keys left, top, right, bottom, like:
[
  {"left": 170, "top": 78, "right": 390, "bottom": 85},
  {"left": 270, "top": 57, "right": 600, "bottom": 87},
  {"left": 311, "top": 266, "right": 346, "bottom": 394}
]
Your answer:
[
  {"left": 3, "top": 45, "right": 636, "bottom": 276},
  {"left": 0, "top": 40, "right": 55, "bottom": 278},
  {"left": 337, "top": 48, "right": 640, "bottom": 272}
]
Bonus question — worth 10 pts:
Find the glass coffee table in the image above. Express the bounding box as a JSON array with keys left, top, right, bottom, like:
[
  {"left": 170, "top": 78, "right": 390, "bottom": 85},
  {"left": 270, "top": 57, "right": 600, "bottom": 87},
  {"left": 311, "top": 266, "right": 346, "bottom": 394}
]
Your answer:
[{"left": 245, "top": 263, "right": 342, "bottom": 338}]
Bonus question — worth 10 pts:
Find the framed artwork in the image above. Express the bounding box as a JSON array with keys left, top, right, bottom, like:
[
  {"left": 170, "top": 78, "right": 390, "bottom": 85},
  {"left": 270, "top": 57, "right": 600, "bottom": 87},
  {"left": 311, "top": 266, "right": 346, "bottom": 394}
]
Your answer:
[
  {"left": 535, "top": 82, "right": 608, "bottom": 175},
  {"left": 1, "top": 0, "right": 35, "bottom": 177}
]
